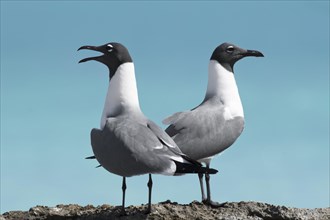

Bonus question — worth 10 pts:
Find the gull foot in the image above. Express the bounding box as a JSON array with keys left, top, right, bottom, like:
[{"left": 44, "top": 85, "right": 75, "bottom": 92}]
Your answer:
[
  {"left": 202, "top": 199, "right": 223, "bottom": 208},
  {"left": 144, "top": 207, "right": 152, "bottom": 214},
  {"left": 120, "top": 208, "right": 127, "bottom": 216}
]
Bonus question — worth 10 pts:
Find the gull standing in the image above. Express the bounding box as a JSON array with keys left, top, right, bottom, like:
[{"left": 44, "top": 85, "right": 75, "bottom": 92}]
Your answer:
[
  {"left": 163, "top": 43, "right": 264, "bottom": 207},
  {"left": 78, "top": 42, "right": 218, "bottom": 214}
]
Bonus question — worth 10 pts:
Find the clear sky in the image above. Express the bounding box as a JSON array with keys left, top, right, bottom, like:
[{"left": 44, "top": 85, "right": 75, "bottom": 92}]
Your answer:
[{"left": 1, "top": 1, "right": 329, "bottom": 213}]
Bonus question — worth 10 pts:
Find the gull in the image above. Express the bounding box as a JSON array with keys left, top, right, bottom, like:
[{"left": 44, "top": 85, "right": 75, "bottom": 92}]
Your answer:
[
  {"left": 78, "top": 42, "right": 218, "bottom": 214},
  {"left": 163, "top": 42, "right": 264, "bottom": 207}
]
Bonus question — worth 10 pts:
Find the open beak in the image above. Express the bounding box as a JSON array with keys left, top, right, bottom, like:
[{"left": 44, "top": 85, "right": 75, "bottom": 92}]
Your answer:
[{"left": 78, "top": 45, "right": 104, "bottom": 63}]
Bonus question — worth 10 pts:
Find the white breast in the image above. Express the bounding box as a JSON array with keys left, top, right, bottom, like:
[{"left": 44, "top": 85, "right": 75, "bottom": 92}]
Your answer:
[
  {"left": 206, "top": 60, "right": 244, "bottom": 119},
  {"left": 100, "top": 62, "right": 141, "bottom": 129}
]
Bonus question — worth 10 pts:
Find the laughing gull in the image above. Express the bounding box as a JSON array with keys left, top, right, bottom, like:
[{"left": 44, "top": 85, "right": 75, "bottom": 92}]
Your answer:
[
  {"left": 78, "top": 42, "right": 218, "bottom": 214},
  {"left": 163, "top": 43, "right": 264, "bottom": 207}
]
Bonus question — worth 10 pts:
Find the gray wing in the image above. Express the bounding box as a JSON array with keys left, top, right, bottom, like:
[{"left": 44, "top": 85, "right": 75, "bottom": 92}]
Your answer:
[
  {"left": 146, "top": 120, "right": 183, "bottom": 154},
  {"left": 146, "top": 120, "right": 202, "bottom": 166},
  {"left": 91, "top": 117, "right": 183, "bottom": 177},
  {"left": 163, "top": 99, "right": 244, "bottom": 161}
]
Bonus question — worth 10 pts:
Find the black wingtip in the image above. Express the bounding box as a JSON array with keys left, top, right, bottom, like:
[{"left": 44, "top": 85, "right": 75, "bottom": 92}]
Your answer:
[
  {"left": 206, "top": 167, "right": 218, "bottom": 174},
  {"left": 181, "top": 154, "right": 202, "bottom": 166},
  {"left": 173, "top": 160, "right": 218, "bottom": 175},
  {"left": 96, "top": 165, "right": 102, "bottom": 168},
  {"left": 85, "top": 155, "right": 96, "bottom": 159}
]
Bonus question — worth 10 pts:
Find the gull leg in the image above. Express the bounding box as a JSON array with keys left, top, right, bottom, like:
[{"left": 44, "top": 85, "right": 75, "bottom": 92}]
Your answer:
[
  {"left": 198, "top": 173, "right": 206, "bottom": 201},
  {"left": 121, "top": 177, "right": 127, "bottom": 215},
  {"left": 204, "top": 165, "right": 222, "bottom": 207},
  {"left": 146, "top": 174, "right": 153, "bottom": 213}
]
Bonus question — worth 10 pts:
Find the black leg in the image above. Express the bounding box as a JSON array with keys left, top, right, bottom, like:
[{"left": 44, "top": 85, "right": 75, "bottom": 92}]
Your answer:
[
  {"left": 146, "top": 174, "right": 153, "bottom": 213},
  {"left": 204, "top": 165, "right": 222, "bottom": 207},
  {"left": 121, "top": 177, "right": 127, "bottom": 215},
  {"left": 205, "top": 172, "right": 212, "bottom": 202},
  {"left": 198, "top": 173, "right": 206, "bottom": 201}
]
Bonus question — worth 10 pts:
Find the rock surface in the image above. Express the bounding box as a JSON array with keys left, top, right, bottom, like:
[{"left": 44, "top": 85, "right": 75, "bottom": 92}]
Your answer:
[{"left": 1, "top": 200, "right": 329, "bottom": 220}]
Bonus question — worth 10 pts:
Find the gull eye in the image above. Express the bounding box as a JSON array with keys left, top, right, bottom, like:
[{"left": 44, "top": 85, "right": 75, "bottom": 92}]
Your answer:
[
  {"left": 106, "top": 44, "right": 114, "bottom": 52},
  {"left": 226, "top": 45, "right": 234, "bottom": 53}
]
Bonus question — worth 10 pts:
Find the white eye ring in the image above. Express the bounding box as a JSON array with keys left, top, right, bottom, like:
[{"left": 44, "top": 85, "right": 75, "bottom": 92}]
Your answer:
[
  {"left": 106, "top": 44, "right": 114, "bottom": 52},
  {"left": 226, "top": 45, "right": 234, "bottom": 53}
]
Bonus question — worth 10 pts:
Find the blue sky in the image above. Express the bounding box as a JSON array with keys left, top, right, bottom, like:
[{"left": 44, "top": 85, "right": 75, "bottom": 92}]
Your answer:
[{"left": 1, "top": 1, "right": 329, "bottom": 213}]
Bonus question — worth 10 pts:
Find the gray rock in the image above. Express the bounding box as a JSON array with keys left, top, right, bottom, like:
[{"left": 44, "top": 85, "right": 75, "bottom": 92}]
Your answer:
[{"left": 1, "top": 200, "right": 329, "bottom": 220}]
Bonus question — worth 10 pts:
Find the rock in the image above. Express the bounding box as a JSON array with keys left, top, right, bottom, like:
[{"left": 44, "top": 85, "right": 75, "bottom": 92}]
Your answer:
[{"left": 1, "top": 201, "right": 329, "bottom": 220}]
